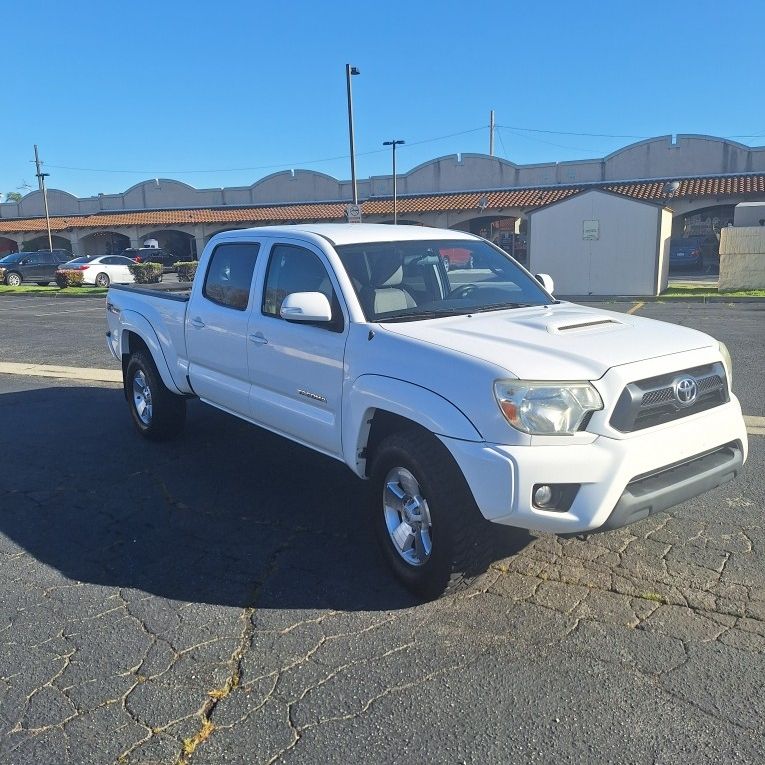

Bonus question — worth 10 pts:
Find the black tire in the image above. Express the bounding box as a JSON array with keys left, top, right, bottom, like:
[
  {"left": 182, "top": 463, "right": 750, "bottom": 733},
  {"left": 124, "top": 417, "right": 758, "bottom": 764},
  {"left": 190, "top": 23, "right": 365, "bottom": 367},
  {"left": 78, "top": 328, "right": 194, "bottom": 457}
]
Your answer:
[
  {"left": 369, "top": 429, "right": 493, "bottom": 600},
  {"left": 125, "top": 350, "right": 186, "bottom": 441},
  {"left": 95, "top": 272, "right": 110, "bottom": 288},
  {"left": 6, "top": 272, "right": 22, "bottom": 287}
]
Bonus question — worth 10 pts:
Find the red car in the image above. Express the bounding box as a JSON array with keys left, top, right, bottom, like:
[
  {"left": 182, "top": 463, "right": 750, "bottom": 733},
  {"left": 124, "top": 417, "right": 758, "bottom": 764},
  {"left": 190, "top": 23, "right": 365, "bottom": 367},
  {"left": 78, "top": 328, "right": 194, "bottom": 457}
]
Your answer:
[{"left": 439, "top": 247, "right": 473, "bottom": 271}]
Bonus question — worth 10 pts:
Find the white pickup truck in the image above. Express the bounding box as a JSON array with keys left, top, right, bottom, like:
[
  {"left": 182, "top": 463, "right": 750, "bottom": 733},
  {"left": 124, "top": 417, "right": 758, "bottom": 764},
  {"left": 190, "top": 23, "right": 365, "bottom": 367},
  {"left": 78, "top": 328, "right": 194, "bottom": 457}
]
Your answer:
[{"left": 106, "top": 224, "right": 748, "bottom": 598}]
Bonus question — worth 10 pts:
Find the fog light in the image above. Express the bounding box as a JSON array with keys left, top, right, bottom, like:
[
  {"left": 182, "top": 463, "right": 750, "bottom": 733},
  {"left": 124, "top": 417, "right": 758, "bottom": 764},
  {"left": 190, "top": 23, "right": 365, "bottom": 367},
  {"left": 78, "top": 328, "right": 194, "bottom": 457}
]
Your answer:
[
  {"left": 534, "top": 485, "right": 553, "bottom": 506},
  {"left": 532, "top": 483, "right": 580, "bottom": 512}
]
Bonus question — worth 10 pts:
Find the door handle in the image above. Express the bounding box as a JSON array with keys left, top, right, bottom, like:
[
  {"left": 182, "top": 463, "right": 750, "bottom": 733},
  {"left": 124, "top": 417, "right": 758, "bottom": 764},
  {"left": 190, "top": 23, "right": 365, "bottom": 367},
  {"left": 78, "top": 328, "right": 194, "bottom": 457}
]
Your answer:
[
  {"left": 190, "top": 317, "right": 205, "bottom": 329},
  {"left": 248, "top": 332, "right": 268, "bottom": 345}
]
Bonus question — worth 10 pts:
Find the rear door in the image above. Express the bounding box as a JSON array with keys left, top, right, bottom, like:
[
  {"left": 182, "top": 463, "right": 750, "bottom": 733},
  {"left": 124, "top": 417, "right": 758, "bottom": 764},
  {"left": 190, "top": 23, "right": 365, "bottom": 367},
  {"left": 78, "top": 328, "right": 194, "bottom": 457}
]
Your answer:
[
  {"left": 102, "top": 256, "right": 134, "bottom": 283},
  {"left": 186, "top": 241, "right": 261, "bottom": 417},
  {"left": 247, "top": 241, "right": 348, "bottom": 456}
]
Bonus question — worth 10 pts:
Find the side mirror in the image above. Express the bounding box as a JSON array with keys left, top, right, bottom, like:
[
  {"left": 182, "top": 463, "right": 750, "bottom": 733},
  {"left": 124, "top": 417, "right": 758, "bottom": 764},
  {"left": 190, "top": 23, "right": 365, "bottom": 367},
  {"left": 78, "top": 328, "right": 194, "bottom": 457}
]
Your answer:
[
  {"left": 535, "top": 273, "right": 554, "bottom": 294},
  {"left": 280, "top": 291, "right": 333, "bottom": 322},
  {"left": 19, "top": 259, "right": 29, "bottom": 265}
]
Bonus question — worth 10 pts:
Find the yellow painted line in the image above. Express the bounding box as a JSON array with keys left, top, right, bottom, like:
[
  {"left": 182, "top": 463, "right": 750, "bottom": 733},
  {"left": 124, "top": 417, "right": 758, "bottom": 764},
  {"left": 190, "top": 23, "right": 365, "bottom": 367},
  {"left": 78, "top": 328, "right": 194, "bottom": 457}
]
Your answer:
[
  {"left": 744, "top": 415, "right": 765, "bottom": 436},
  {"left": 0, "top": 362, "right": 121, "bottom": 383},
  {"left": 627, "top": 301, "right": 646, "bottom": 315}
]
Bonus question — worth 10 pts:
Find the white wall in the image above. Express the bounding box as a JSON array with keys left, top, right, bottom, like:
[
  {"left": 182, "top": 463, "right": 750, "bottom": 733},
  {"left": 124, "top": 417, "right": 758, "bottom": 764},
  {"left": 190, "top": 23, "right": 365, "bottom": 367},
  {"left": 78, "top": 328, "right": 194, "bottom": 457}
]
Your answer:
[
  {"left": 528, "top": 190, "right": 663, "bottom": 296},
  {"left": 719, "top": 227, "right": 765, "bottom": 290}
]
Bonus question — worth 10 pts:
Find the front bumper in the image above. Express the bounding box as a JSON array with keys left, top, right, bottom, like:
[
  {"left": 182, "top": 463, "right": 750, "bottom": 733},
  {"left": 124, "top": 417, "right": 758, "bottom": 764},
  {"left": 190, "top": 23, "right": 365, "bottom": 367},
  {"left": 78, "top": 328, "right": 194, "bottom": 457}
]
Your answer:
[{"left": 442, "top": 397, "right": 748, "bottom": 534}]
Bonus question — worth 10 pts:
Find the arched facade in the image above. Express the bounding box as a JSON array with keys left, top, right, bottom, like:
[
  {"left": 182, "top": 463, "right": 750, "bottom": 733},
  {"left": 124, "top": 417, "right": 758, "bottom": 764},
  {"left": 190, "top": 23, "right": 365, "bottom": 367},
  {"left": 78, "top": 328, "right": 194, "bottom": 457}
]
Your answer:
[
  {"left": 80, "top": 231, "right": 131, "bottom": 257},
  {"left": 0, "top": 236, "right": 19, "bottom": 256},
  {"left": 1, "top": 135, "right": 762, "bottom": 219},
  {"left": 142, "top": 229, "right": 197, "bottom": 260},
  {"left": 23, "top": 234, "right": 72, "bottom": 252}
]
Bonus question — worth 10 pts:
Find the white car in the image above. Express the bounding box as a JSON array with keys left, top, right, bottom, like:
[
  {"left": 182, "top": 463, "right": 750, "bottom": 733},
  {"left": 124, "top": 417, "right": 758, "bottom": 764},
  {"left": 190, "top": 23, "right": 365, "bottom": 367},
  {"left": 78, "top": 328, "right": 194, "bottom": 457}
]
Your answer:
[
  {"left": 105, "top": 224, "right": 748, "bottom": 599},
  {"left": 60, "top": 255, "right": 137, "bottom": 287}
]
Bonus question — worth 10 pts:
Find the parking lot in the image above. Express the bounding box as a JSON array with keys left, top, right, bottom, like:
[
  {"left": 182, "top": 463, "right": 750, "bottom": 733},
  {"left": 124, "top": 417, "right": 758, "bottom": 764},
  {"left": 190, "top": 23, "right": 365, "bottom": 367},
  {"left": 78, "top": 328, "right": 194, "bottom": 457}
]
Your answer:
[{"left": 0, "top": 296, "right": 763, "bottom": 764}]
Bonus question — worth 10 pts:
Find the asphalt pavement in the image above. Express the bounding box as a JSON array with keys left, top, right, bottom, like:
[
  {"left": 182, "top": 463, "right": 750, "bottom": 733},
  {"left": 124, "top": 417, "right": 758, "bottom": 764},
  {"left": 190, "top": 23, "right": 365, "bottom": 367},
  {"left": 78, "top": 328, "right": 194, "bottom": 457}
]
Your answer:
[{"left": 0, "top": 297, "right": 763, "bottom": 764}]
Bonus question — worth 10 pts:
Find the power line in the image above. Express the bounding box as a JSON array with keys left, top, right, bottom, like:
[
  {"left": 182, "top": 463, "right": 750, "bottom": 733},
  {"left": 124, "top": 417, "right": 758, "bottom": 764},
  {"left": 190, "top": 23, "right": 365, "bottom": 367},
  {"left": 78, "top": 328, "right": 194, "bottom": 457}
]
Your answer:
[
  {"left": 41, "top": 127, "right": 488, "bottom": 176},
  {"left": 497, "top": 124, "right": 648, "bottom": 140},
  {"left": 32, "top": 124, "right": 765, "bottom": 178}
]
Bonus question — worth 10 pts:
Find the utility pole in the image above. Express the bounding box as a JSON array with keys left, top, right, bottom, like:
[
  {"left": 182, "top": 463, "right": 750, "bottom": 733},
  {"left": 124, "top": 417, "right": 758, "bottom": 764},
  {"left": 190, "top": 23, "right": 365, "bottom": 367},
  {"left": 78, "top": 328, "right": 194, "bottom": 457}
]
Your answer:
[
  {"left": 345, "top": 65, "right": 361, "bottom": 205},
  {"left": 489, "top": 110, "right": 495, "bottom": 157},
  {"left": 33, "top": 145, "right": 54, "bottom": 252},
  {"left": 383, "top": 140, "right": 405, "bottom": 224}
]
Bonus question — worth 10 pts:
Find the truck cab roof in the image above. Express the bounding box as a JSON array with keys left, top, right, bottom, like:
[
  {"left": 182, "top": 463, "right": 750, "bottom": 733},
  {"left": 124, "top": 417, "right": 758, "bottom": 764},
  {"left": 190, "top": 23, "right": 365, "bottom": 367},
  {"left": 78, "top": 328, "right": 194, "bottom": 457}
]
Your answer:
[{"left": 215, "top": 223, "right": 481, "bottom": 247}]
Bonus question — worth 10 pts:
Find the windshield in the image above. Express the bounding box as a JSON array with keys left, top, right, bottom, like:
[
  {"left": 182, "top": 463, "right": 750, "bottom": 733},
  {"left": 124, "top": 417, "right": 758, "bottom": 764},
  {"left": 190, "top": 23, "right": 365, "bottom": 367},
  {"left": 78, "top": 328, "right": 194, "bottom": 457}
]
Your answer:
[
  {"left": 335, "top": 238, "right": 552, "bottom": 322},
  {"left": 0, "top": 253, "right": 22, "bottom": 264}
]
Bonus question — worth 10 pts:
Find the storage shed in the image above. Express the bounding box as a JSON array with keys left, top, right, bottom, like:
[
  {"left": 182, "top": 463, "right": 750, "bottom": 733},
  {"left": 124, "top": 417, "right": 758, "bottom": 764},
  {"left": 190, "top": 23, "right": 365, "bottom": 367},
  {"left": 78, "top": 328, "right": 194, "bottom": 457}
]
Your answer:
[{"left": 527, "top": 189, "right": 672, "bottom": 296}]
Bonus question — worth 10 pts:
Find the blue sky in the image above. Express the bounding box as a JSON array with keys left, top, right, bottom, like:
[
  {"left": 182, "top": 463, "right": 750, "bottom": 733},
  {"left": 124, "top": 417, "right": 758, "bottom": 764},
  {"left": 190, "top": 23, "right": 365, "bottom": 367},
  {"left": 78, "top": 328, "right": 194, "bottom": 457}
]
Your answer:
[{"left": 3, "top": 0, "right": 764, "bottom": 199}]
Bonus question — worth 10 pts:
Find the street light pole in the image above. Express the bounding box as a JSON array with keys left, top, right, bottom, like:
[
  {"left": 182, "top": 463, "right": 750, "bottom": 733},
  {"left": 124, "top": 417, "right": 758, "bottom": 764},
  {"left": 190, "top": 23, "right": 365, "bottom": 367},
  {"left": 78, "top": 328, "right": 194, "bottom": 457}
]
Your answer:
[
  {"left": 33, "top": 145, "right": 54, "bottom": 252},
  {"left": 383, "top": 140, "right": 405, "bottom": 224},
  {"left": 345, "top": 65, "right": 360, "bottom": 205}
]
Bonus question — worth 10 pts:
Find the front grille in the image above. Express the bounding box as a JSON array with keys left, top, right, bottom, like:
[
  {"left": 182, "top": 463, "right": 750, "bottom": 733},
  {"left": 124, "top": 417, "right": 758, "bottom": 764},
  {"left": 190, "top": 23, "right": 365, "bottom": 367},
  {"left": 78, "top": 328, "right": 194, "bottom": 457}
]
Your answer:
[{"left": 610, "top": 362, "right": 728, "bottom": 432}]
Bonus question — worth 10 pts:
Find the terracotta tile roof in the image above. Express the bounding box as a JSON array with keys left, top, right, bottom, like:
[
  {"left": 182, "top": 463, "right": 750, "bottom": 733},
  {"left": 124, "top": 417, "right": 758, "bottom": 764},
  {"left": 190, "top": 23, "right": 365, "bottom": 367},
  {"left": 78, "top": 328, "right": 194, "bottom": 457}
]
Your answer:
[{"left": 1, "top": 173, "right": 763, "bottom": 235}]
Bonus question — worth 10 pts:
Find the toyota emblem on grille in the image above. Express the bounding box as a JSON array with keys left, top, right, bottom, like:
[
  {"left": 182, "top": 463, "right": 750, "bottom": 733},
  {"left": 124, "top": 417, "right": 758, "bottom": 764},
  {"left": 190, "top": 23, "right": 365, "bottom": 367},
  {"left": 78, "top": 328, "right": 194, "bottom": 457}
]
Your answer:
[{"left": 674, "top": 376, "right": 698, "bottom": 406}]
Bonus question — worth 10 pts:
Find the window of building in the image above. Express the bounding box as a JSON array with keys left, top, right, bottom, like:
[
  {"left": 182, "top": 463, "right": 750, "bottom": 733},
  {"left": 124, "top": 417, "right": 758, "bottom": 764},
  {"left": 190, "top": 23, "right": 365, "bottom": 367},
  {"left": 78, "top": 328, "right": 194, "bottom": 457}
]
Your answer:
[{"left": 202, "top": 242, "right": 260, "bottom": 310}]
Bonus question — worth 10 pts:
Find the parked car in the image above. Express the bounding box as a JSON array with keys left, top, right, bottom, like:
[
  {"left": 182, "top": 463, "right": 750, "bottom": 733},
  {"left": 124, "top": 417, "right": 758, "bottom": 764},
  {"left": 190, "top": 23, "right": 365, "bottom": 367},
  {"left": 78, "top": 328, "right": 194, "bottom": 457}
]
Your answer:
[
  {"left": 439, "top": 247, "right": 473, "bottom": 271},
  {"left": 669, "top": 237, "right": 704, "bottom": 271},
  {"left": 105, "top": 224, "right": 747, "bottom": 600},
  {"left": 0, "top": 250, "right": 72, "bottom": 286},
  {"left": 120, "top": 247, "right": 177, "bottom": 272},
  {"left": 59, "top": 255, "right": 137, "bottom": 287}
]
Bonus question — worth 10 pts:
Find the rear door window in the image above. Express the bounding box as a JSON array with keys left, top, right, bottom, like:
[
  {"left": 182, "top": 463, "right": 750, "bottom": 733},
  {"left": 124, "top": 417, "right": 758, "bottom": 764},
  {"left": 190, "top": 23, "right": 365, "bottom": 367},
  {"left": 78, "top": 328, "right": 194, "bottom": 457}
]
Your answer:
[{"left": 202, "top": 243, "right": 260, "bottom": 310}]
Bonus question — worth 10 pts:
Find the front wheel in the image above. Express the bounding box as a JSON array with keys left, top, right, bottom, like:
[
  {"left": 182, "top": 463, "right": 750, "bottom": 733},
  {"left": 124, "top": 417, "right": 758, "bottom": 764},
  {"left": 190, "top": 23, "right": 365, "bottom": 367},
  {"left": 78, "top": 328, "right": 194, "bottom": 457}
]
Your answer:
[
  {"left": 95, "top": 272, "right": 110, "bottom": 287},
  {"left": 6, "top": 272, "right": 22, "bottom": 287},
  {"left": 125, "top": 350, "right": 186, "bottom": 440},
  {"left": 369, "top": 430, "right": 492, "bottom": 600}
]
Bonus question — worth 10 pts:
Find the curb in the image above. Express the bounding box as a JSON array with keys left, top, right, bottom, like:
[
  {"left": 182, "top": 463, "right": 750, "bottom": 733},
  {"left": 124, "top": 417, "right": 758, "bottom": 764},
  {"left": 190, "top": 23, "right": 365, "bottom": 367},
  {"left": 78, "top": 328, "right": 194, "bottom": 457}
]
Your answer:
[
  {"left": 563, "top": 295, "right": 765, "bottom": 303},
  {"left": 0, "top": 362, "right": 121, "bottom": 383},
  {"left": 0, "top": 291, "right": 107, "bottom": 299}
]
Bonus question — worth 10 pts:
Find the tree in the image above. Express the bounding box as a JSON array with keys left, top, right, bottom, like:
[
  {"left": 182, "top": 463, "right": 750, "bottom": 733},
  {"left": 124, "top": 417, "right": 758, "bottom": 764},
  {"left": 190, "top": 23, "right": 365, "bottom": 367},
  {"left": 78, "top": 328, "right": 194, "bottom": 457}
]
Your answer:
[{"left": 5, "top": 192, "right": 22, "bottom": 203}]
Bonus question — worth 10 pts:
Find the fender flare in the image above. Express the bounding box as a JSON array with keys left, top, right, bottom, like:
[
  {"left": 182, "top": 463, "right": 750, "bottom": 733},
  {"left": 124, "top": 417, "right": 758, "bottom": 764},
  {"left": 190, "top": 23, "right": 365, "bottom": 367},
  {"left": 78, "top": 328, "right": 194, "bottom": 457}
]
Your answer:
[
  {"left": 343, "top": 374, "right": 483, "bottom": 476},
  {"left": 119, "top": 310, "right": 185, "bottom": 394}
]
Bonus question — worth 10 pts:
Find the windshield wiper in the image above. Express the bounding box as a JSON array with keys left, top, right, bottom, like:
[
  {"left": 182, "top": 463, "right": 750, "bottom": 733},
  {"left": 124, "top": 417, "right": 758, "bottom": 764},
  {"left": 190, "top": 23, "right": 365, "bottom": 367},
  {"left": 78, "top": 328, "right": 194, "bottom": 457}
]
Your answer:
[
  {"left": 376, "top": 307, "right": 471, "bottom": 323},
  {"left": 471, "top": 301, "right": 534, "bottom": 313}
]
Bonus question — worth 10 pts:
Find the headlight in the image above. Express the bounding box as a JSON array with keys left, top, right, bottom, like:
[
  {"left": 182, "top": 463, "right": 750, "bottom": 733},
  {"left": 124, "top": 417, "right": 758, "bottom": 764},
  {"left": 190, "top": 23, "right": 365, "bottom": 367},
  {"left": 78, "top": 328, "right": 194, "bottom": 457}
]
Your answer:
[
  {"left": 718, "top": 341, "right": 733, "bottom": 390},
  {"left": 494, "top": 380, "right": 603, "bottom": 435}
]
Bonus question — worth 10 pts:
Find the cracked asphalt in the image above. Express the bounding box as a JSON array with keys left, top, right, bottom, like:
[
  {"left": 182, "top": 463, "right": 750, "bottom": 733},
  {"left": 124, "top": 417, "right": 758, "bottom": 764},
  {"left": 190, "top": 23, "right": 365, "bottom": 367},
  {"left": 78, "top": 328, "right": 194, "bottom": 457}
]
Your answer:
[{"left": 0, "top": 298, "right": 763, "bottom": 764}]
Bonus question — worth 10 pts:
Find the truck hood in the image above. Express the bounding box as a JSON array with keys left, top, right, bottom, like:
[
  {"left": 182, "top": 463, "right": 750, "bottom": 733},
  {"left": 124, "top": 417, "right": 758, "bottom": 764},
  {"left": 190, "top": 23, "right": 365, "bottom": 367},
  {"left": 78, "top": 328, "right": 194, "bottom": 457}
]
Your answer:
[{"left": 378, "top": 302, "right": 716, "bottom": 380}]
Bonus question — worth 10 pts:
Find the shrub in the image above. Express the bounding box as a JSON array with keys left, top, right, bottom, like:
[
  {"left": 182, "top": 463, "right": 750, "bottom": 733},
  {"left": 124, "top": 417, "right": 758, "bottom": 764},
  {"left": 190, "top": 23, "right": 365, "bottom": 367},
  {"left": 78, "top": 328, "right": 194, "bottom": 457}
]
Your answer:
[
  {"left": 174, "top": 261, "right": 198, "bottom": 282},
  {"left": 55, "top": 270, "right": 84, "bottom": 288},
  {"left": 128, "top": 262, "right": 163, "bottom": 284}
]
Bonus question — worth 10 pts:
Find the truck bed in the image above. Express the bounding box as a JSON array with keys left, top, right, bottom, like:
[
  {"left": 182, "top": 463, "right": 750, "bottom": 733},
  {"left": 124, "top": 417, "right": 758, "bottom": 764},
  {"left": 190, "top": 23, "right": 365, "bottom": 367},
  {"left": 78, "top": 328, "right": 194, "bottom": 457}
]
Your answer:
[{"left": 110, "top": 283, "right": 191, "bottom": 301}]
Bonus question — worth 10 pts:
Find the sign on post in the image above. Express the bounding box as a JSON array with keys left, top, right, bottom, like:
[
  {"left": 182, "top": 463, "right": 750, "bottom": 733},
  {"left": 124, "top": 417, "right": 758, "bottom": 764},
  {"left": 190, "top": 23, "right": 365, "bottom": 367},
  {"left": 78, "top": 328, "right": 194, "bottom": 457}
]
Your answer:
[{"left": 346, "top": 203, "right": 362, "bottom": 224}]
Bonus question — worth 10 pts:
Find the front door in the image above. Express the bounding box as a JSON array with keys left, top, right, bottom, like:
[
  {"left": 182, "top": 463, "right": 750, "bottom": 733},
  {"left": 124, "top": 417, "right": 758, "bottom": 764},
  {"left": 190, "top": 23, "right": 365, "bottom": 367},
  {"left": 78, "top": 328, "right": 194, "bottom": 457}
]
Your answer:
[
  {"left": 247, "top": 242, "right": 348, "bottom": 456},
  {"left": 186, "top": 242, "right": 261, "bottom": 417}
]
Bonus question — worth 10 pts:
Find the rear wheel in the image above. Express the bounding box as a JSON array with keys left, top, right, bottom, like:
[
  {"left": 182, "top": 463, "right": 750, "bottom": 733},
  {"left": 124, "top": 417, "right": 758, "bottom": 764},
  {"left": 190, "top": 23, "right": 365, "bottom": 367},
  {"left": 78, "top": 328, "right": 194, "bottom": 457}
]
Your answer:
[
  {"left": 369, "top": 429, "right": 492, "bottom": 600},
  {"left": 125, "top": 350, "right": 186, "bottom": 440},
  {"left": 95, "top": 272, "right": 110, "bottom": 288},
  {"left": 6, "top": 272, "right": 22, "bottom": 287}
]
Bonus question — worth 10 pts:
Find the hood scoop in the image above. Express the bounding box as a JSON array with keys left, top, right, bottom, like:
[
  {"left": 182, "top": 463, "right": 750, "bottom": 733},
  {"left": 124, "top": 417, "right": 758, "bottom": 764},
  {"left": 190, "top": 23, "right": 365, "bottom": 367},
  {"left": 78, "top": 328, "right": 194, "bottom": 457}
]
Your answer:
[{"left": 547, "top": 316, "right": 625, "bottom": 334}]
